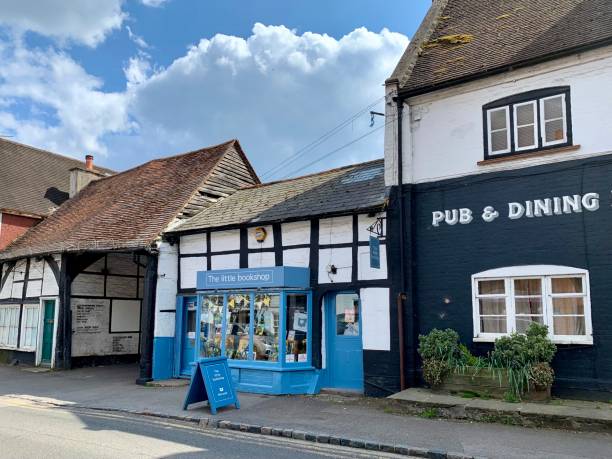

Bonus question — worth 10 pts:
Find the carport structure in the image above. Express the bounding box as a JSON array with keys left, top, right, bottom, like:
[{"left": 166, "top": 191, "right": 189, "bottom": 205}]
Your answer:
[{"left": 0, "top": 140, "right": 259, "bottom": 383}]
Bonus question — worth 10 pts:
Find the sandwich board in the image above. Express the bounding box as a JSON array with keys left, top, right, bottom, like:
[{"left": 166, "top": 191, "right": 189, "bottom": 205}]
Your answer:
[{"left": 183, "top": 356, "right": 240, "bottom": 414}]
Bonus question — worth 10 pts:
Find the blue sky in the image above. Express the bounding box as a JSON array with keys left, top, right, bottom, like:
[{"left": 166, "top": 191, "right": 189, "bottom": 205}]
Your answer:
[{"left": 0, "top": 0, "right": 430, "bottom": 177}]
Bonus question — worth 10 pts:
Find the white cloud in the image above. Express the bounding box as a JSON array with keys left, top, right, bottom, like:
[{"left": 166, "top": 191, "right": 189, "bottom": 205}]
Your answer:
[
  {"left": 0, "top": 0, "right": 125, "bottom": 47},
  {"left": 126, "top": 25, "right": 149, "bottom": 49},
  {"left": 125, "top": 24, "right": 408, "bottom": 176},
  {"left": 0, "top": 23, "right": 408, "bottom": 175},
  {"left": 140, "top": 0, "right": 168, "bottom": 7},
  {"left": 0, "top": 41, "right": 131, "bottom": 157}
]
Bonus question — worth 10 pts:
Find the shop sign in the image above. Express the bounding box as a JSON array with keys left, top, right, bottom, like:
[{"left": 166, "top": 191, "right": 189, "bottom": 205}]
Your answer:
[
  {"left": 431, "top": 192, "right": 600, "bottom": 227},
  {"left": 198, "top": 267, "right": 310, "bottom": 290},
  {"left": 183, "top": 356, "right": 240, "bottom": 415},
  {"left": 369, "top": 236, "right": 381, "bottom": 269}
]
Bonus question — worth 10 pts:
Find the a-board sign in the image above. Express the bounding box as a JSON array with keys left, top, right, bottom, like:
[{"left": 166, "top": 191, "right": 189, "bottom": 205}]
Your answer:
[{"left": 183, "top": 356, "right": 240, "bottom": 415}]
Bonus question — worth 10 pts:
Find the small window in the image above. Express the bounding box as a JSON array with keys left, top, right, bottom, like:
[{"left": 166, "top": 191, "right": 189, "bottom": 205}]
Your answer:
[
  {"left": 0, "top": 305, "right": 20, "bottom": 348},
  {"left": 20, "top": 305, "right": 40, "bottom": 350},
  {"left": 472, "top": 266, "right": 592, "bottom": 344},
  {"left": 487, "top": 107, "right": 511, "bottom": 155},
  {"left": 483, "top": 87, "right": 571, "bottom": 159}
]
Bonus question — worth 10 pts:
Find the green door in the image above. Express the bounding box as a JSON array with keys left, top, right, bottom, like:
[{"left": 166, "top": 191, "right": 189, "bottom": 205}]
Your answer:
[{"left": 41, "top": 300, "right": 55, "bottom": 365}]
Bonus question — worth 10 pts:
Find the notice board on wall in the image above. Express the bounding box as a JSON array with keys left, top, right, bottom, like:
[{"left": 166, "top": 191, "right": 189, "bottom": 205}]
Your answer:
[{"left": 71, "top": 298, "right": 139, "bottom": 357}]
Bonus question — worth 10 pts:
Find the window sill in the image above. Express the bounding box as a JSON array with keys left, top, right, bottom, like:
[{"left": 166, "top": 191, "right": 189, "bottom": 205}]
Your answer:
[
  {"left": 478, "top": 144, "right": 581, "bottom": 166},
  {"left": 473, "top": 336, "right": 593, "bottom": 345}
]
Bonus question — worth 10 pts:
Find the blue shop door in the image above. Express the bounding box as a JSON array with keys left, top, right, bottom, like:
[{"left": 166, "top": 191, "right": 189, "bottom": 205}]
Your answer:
[
  {"left": 326, "top": 292, "right": 363, "bottom": 391},
  {"left": 180, "top": 298, "right": 198, "bottom": 376}
]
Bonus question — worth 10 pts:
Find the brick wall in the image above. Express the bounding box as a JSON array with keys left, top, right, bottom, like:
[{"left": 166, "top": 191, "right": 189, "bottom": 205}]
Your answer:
[{"left": 0, "top": 212, "right": 39, "bottom": 250}]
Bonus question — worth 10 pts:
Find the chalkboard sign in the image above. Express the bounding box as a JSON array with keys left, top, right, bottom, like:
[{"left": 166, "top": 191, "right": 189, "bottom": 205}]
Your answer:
[
  {"left": 369, "top": 236, "right": 381, "bottom": 269},
  {"left": 183, "top": 356, "right": 240, "bottom": 414}
]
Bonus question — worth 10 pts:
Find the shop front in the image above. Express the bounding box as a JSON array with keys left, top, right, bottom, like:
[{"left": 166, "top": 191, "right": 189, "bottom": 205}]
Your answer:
[{"left": 193, "top": 267, "right": 319, "bottom": 394}]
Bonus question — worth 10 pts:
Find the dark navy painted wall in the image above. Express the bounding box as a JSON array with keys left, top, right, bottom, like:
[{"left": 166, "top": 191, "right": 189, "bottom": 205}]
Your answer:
[{"left": 402, "top": 154, "right": 612, "bottom": 399}]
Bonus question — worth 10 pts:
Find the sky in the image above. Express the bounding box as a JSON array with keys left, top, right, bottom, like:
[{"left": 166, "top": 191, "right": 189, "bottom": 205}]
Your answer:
[{"left": 0, "top": 0, "right": 430, "bottom": 179}]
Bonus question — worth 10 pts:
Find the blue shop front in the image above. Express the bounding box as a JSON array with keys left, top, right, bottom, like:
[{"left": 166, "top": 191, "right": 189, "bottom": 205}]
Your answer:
[{"left": 192, "top": 267, "right": 319, "bottom": 395}]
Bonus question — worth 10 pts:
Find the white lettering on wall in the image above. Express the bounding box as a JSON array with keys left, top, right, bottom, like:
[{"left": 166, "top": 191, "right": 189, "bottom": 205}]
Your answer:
[{"left": 432, "top": 192, "right": 601, "bottom": 227}]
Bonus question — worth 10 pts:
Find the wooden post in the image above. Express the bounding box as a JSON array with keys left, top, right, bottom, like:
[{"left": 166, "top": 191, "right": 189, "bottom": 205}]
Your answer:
[{"left": 137, "top": 253, "right": 158, "bottom": 385}]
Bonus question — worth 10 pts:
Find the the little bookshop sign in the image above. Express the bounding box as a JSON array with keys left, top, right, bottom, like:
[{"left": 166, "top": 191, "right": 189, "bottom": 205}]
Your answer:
[{"left": 431, "top": 192, "right": 600, "bottom": 227}]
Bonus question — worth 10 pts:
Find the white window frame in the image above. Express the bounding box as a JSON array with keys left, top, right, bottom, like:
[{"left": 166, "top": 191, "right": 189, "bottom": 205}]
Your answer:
[
  {"left": 0, "top": 304, "right": 20, "bottom": 349},
  {"left": 539, "top": 93, "right": 567, "bottom": 147},
  {"left": 19, "top": 303, "right": 40, "bottom": 351},
  {"left": 472, "top": 265, "right": 592, "bottom": 345},
  {"left": 487, "top": 106, "right": 511, "bottom": 155},
  {"left": 513, "top": 101, "right": 538, "bottom": 151}
]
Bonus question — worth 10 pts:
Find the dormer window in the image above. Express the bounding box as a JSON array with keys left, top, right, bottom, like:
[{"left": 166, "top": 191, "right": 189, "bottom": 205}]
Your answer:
[{"left": 483, "top": 87, "right": 572, "bottom": 159}]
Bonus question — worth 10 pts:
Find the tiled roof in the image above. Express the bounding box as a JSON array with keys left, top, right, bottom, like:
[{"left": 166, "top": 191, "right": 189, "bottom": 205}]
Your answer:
[
  {"left": 0, "top": 140, "right": 247, "bottom": 260},
  {"left": 0, "top": 138, "right": 113, "bottom": 217},
  {"left": 174, "top": 159, "right": 387, "bottom": 232},
  {"left": 391, "top": 0, "right": 612, "bottom": 94}
]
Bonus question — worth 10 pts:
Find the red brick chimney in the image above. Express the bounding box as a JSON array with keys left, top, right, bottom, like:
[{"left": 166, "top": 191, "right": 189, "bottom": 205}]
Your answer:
[{"left": 85, "top": 154, "right": 94, "bottom": 170}]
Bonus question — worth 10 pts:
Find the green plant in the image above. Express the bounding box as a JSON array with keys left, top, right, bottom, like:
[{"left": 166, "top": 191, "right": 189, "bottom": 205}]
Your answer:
[
  {"left": 418, "top": 328, "right": 461, "bottom": 363},
  {"left": 503, "top": 391, "right": 520, "bottom": 403},
  {"left": 529, "top": 362, "right": 554, "bottom": 390},
  {"left": 420, "top": 407, "right": 440, "bottom": 419},
  {"left": 422, "top": 358, "right": 451, "bottom": 387},
  {"left": 490, "top": 323, "right": 557, "bottom": 398}
]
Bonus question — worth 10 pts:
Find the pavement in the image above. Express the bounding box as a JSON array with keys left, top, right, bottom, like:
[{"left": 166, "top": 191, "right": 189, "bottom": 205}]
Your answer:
[
  {"left": 1, "top": 363, "right": 612, "bottom": 458},
  {"left": 0, "top": 396, "right": 399, "bottom": 459}
]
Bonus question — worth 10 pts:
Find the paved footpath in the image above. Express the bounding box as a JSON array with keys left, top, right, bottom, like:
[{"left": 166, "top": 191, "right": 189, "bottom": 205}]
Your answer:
[{"left": 1, "top": 364, "right": 611, "bottom": 458}]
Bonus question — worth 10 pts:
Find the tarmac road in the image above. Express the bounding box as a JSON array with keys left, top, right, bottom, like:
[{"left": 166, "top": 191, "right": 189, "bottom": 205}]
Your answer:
[{"left": 0, "top": 396, "right": 408, "bottom": 459}]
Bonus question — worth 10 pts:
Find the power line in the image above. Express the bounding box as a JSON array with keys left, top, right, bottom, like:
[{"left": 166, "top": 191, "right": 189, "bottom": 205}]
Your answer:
[
  {"left": 260, "top": 96, "right": 385, "bottom": 180},
  {"left": 279, "top": 114, "right": 395, "bottom": 179}
]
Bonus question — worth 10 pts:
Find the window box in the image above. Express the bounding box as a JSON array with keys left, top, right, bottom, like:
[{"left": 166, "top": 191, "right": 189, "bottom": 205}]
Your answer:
[
  {"left": 483, "top": 87, "right": 572, "bottom": 160},
  {"left": 471, "top": 266, "right": 592, "bottom": 345}
]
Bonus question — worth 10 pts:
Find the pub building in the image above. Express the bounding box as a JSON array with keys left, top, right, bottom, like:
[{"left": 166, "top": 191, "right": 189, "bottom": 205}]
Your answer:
[
  {"left": 151, "top": 159, "right": 401, "bottom": 396},
  {"left": 384, "top": 0, "right": 612, "bottom": 399}
]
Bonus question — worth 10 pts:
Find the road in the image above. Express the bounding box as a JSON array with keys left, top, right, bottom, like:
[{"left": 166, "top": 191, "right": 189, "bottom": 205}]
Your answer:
[{"left": 0, "top": 396, "right": 406, "bottom": 459}]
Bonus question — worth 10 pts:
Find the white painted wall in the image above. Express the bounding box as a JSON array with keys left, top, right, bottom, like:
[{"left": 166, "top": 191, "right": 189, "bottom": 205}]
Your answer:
[
  {"left": 360, "top": 287, "right": 390, "bottom": 351},
  {"left": 319, "top": 216, "right": 353, "bottom": 245},
  {"left": 72, "top": 273, "right": 105, "bottom": 296},
  {"left": 318, "top": 247, "right": 352, "bottom": 284},
  {"left": 211, "top": 253, "right": 240, "bottom": 270},
  {"left": 358, "top": 244, "right": 388, "bottom": 281},
  {"left": 155, "top": 242, "right": 178, "bottom": 337},
  {"left": 179, "top": 256, "right": 206, "bottom": 289},
  {"left": 248, "top": 251, "right": 276, "bottom": 268},
  {"left": 211, "top": 229, "right": 240, "bottom": 252},
  {"left": 386, "top": 46, "right": 612, "bottom": 184},
  {"left": 281, "top": 221, "right": 311, "bottom": 246},
  {"left": 283, "top": 248, "right": 310, "bottom": 268},
  {"left": 181, "top": 234, "right": 207, "bottom": 254},
  {"left": 357, "top": 213, "right": 387, "bottom": 242},
  {"left": 247, "top": 225, "right": 274, "bottom": 249}
]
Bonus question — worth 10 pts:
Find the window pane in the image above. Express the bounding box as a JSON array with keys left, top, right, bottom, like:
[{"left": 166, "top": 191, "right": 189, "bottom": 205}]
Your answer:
[
  {"left": 286, "top": 294, "right": 308, "bottom": 363},
  {"left": 517, "top": 126, "right": 535, "bottom": 148},
  {"left": 514, "top": 278, "right": 541, "bottom": 296},
  {"left": 479, "top": 298, "right": 506, "bottom": 315},
  {"left": 516, "top": 103, "right": 535, "bottom": 125},
  {"left": 543, "top": 96, "right": 563, "bottom": 119},
  {"left": 253, "top": 294, "right": 280, "bottom": 362},
  {"left": 551, "top": 277, "right": 583, "bottom": 294},
  {"left": 225, "top": 294, "right": 250, "bottom": 360},
  {"left": 478, "top": 280, "right": 505, "bottom": 295},
  {"left": 553, "top": 316, "right": 585, "bottom": 335},
  {"left": 516, "top": 316, "right": 544, "bottom": 333},
  {"left": 491, "top": 130, "right": 508, "bottom": 152},
  {"left": 515, "top": 297, "right": 543, "bottom": 315},
  {"left": 481, "top": 317, "right": 507, "bottom": 333},
  {"left": 490, "top": 108, "right": 507, "bottom": 130},
  {"left": 545, "top": 119, "right": 565, "bottom": 142},
  {"left": 200, "top": 295, "right": 223, "bottom": 358},
  {"left": 335, "top": 293, "right": 360, "bottom": 336},
  {"left": 553, "top": 297, "right": 584, "bottom": 315}
]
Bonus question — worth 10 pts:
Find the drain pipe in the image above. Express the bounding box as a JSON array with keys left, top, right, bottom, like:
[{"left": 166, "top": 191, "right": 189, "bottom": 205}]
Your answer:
[{"left": 396, "top": 99, "right": 407, "bottom": 391}]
